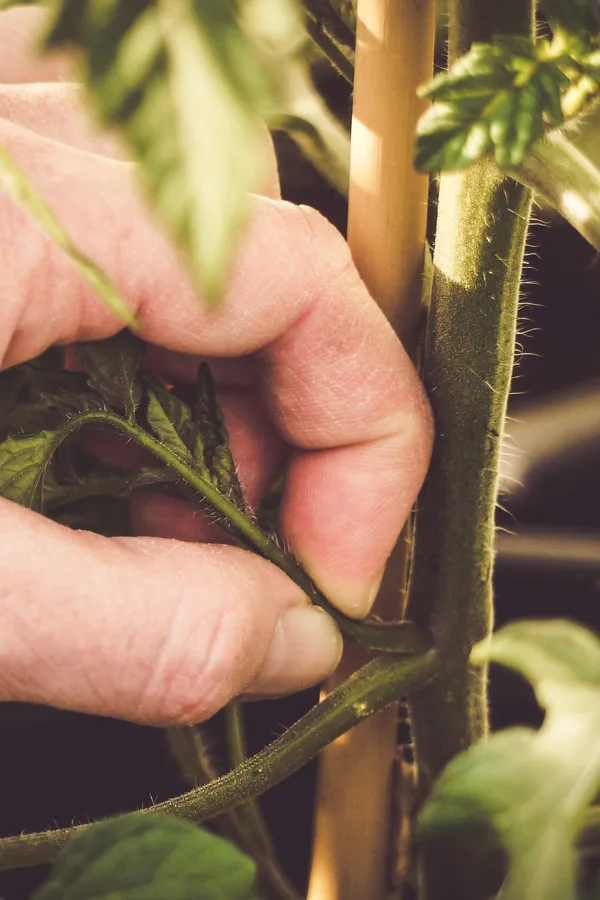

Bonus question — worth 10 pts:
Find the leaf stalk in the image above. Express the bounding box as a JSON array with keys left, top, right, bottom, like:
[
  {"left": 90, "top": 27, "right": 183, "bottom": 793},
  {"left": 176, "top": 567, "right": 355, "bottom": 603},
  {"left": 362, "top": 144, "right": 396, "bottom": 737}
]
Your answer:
[{"left": 0, "top": 650, "right": 439, "bottom": 871}]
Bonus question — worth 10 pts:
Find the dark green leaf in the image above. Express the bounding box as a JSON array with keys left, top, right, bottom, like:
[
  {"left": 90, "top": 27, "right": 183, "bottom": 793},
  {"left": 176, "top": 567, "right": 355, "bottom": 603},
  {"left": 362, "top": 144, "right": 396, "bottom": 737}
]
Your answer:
[
  {"left": 77, "top": 332, "right": 144, "bottom": 419},
  {"left": 32, "top": 814, "right": 260, "bottom": 900},
  {"left": 0, "top": 430, "right": 60, "bottom": 509},
  {"left": 5, "top": 388, "right": 104, "bottom": 436},
  {"left": 146, "top": 386, "right": 195, "bottom": 463},
  {"left": 419, "top": 619, "right": 600, "bottom": 900},
  {"left": 415, "top": 38, "right": 571, "bottom": 172},
  {"left": 195, "top": 364, "right": 246, "bottom": 509},
  {"left": 0, "top": 360, "right": 88, "bottom": 438}
]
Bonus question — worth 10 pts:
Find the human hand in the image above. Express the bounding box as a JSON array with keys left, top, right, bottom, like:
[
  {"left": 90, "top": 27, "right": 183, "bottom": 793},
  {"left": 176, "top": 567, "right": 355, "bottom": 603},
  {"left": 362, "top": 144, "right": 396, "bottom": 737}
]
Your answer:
[{"left": 0, "top": 8, "right": 432, "bottom": 726}]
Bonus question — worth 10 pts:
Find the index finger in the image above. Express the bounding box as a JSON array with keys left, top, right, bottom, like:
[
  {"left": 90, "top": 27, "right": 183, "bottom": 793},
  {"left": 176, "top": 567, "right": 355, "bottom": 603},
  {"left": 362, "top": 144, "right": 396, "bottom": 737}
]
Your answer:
[{"left": 0, "top": 118, "right": 433, "bottom": 617}]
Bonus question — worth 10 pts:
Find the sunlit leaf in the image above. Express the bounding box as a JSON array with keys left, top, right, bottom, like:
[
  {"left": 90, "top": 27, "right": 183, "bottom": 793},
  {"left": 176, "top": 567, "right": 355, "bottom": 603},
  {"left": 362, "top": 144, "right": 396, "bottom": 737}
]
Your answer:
[
  {"left": 419, "top": 619, "right": 600, "bottom": 900},
  {"left": 32, "top": 814, "right": 261, "bottom": 900},
  {"left": 38, "top": 0, "right": 303, "bottom": 303},
  {"left": 0, "top": 430, "right": 60, "bottom": 509},
  {"left": 415, "top": 38, "right": 571, "bottom": 172}
]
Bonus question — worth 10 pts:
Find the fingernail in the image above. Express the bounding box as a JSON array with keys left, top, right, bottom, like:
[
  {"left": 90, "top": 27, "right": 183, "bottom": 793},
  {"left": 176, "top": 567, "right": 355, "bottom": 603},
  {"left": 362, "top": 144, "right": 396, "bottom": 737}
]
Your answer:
[
  {"left": 246, "top": 606, "right": 343, "bottom": 696},
  {"left": 311, "top": 568, "right": 386, "bottom": 620}
]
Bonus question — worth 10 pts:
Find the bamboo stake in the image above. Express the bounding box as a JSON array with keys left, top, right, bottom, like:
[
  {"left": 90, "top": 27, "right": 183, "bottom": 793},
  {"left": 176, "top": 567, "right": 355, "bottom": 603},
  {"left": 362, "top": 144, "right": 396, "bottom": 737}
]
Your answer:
[{"left": 306, "top": 2, "right": 436, "bottom": 899}]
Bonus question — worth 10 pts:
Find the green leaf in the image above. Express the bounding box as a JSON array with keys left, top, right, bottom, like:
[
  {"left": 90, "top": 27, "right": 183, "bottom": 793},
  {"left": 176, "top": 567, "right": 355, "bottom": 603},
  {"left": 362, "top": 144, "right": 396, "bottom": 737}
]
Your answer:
[
  {"left": 77, "top": 332, "right": 144, "bottom": 420},
  {"left": 31, "top": 814, "right": 260, "bottom": 900},
  {"left": 146, "top": 386, "right": 194, "bottom": 463},
  {"left": 195, "top": 363, "right": 246, "bottom": 509},
  {"left": 415, "top": 38, "right": 571, "bottom": 172},
  {"left": 0, "top": 142, "right": 136, "bottom": 325},
  {"left": 37, "top": 0, "right": 301, "bottom": 303},
  {"left": 0, "top": 430, "right": 60, "bottom": 509},
  {"left": 419, "top": 619, "right": 600, "bottom": 900}
]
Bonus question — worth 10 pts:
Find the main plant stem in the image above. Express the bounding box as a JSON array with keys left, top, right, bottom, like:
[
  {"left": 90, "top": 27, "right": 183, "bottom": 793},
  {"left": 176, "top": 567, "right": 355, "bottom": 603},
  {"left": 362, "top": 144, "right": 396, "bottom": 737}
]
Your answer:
[
  {"left": 407, "top": 1, "right": 534, "bottom": 898},
  {"left": 307, "top": 1, "right": 435, "bottom": 899}
]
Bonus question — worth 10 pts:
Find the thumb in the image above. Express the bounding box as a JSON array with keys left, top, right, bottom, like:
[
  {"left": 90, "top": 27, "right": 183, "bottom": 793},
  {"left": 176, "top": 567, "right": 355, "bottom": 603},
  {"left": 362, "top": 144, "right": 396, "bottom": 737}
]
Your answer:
[{"left": 0, "top": 500, "right": 342, "bottom": 725}]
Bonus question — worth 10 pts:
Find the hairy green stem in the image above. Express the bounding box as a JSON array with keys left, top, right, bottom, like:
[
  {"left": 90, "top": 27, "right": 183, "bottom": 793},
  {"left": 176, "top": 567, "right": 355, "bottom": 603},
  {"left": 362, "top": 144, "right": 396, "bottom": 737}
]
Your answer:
[
  {"left": 224, "top": 705, "right": 272, "bottom": 848},
  {"left": 0, "top": 650, "right": 439, "bottom": 871},
  {"left": 50, "top": 410, "right": 430, "bottom": 654},
  {"left": 168, "top": 719, "right": 301, "bottom": 900},
  {"left": 305, "top": 17, "right": 354, "bottom": 83},
  {"left": 303, "top": 0, "right": 356, "bottom": 57},
  {"left": 408, "top": 165, "right": 531, "bottom": 778},
  {"left": 224, "top": 705, "right": 302, "bottom": 900},
  {"left": 406, "top": 1, "right": 534, "bottom": 898}
]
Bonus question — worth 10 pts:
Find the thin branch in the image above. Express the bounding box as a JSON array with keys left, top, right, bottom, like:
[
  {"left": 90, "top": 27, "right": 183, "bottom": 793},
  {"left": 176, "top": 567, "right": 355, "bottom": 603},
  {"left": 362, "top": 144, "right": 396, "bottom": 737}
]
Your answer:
[
  {"left": 0, "top": 650, "right": 439, "bottom": 871},
  {"left": 224, "top": 704, "right": 303, "bottom": 900},
  {"left": 305, "top": 17, "right": 354, "bottom": 83}
]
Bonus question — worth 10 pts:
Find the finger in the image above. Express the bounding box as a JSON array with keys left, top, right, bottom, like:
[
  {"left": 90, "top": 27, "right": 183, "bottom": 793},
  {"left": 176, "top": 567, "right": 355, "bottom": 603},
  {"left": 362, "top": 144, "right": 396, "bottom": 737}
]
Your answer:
[
  {"left": 0, "top": 82, "right": 280, "bottom": 195},
  {"left": 0, "top": 7, "right": 73, "bottom": 84},
  {"left": 0, "top": 83, "right": 126, "bottom": 157},
  {"left": 0, "top": 500, "right": 341, "bottom": 724},
  {"left": 0, "top": 118, "right": 432, "bottom": 617}
]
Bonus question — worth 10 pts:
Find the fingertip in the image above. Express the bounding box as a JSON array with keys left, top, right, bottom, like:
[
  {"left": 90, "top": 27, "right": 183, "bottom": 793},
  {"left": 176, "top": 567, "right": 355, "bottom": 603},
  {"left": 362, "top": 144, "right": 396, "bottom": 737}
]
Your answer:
[
  {"left": 245, "top": 606, "right": 343, "bottom": 696},
  {"left": 304, "top": 566, "right": 386, "bottom": 620}
]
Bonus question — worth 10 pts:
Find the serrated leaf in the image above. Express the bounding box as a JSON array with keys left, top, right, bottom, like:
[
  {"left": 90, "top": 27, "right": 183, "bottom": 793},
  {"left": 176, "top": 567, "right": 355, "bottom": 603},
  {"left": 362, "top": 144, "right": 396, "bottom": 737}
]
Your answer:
[
  {"left": 0, "top": 430, "right": 60, "bottom": 509},
  {"left": 0, "top": 142, "right": 136, "bottom": 325},
  {"left": 77, "top": 332, "right": 144, "bottom": 419},
  {"left": 31, "top": 814, "right": 260, "bottom": 900},
  {"left": 195, "top": 363, "right": 246, "bottom": 509},
  {"left": 146, "top": 387, "right": 194, "bottom": 462},
  {"left": 415, "top": 38, "right": 571, "bottom": 172},
  {"left": 37, "top": 0, "right": 301, "bottom": 304},
  {"left": 419, "top": 619, "right": 600, "bottom": 900}
]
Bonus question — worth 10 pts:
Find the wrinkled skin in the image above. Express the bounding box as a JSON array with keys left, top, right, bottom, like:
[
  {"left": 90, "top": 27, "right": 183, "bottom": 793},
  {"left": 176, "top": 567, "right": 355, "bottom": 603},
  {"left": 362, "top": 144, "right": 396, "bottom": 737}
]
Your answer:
[{"left": 0, "top": 7, "right": 432, "bottom": 726}]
